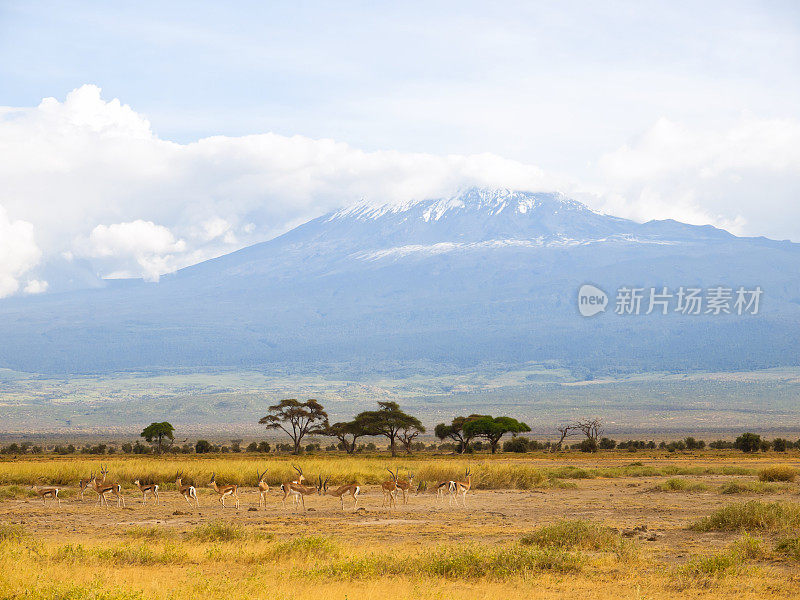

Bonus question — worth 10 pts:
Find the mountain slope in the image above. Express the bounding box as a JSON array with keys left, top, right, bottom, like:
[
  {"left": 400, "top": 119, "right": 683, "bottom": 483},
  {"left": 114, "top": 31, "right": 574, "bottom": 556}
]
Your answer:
[{"left": 1, "top": 188, "right": 799, "bottom": 375}]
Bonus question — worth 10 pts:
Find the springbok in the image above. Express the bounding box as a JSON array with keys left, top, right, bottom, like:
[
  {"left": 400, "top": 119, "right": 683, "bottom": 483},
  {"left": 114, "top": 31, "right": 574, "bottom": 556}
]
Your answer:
[
  {"left": 209, "top": 473, "right": 240, "bottom": 509},
  {"left": 175, "top": 472, "right": 199, "bottom": 508},
  {"left": 320, "top": 476, "right": 361, "bottom": 511},
  {"left": 133, "top": 479, "right": 159, "bottom": 505},
  {"left": 380, "top": 468, "right": 400, "bottom": 509},
  {"left": 92, "top": 467, "right": 125, "bottom": 507},
  {"left": 436, "top": 480, "right": 456, "bottom": 502},
  {"left": 256, "top": 469, "right": 269, "bottom": 507},
  {"left": 394, "top": 470, "right": 415, "bottom": 504},
  {"left": 451, "top": 467, "right": 472, "bottom": 506},
  {"left": 31, "top": 484, "right": 61, "bottom": 507},
  {"left": 78, "top": 475, "right": 94, "bottom": 501},
  {"left": 280, "top": 466, "right": 319, "bottom": 511}
]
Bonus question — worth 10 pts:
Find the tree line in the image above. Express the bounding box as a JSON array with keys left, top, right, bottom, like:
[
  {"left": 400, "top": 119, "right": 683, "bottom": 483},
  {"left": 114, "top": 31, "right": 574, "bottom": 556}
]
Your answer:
[{"left": 259, "top": 399, "right": 531, "bottom": 456}]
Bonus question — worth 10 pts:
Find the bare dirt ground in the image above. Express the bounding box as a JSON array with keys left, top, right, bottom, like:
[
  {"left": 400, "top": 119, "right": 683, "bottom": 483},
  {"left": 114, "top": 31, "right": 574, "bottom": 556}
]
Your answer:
[{"left": 2, "top": 453, "right": 800, "bottom": 599}]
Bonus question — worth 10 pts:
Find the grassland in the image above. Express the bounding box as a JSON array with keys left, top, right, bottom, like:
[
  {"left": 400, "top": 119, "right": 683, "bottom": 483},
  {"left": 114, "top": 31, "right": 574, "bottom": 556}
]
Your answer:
[{"left": 1, "top": 451, "right": 799, "bottom": 599}]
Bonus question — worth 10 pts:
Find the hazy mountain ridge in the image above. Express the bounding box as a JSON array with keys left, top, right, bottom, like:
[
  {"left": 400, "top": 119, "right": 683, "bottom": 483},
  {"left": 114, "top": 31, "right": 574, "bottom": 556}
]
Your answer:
[{"left": 1, "top": 188, "right": 799, "bottom": 375}]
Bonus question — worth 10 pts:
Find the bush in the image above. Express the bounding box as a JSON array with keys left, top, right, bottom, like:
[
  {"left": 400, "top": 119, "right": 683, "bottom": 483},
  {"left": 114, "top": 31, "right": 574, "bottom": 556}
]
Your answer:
[
  {"left": 710, "top": 440, "right": 735, "bottom": 449},
  {"left": 598, "top": 437, "right": 616, "bottom": 450},
  {"left": 578, "top": 438, "right": 598, "bottom": 453},
  {"left": 772, "top": 438, "right": 788, "bottom": 452},
  {"left": 735, "top": 432, "right": 761, "bottom": 453},
  {"left": 503, "top": 437, "right": 529, "bottom": 453},
  {"left": 758, "top": 466, "right": 797, "bottom": 482},
  {"left": 520, "top": 520, "right": 619, "bottom": 551},
  {"left": 189, "top": 521, "right": 247, "bottom": 542},
  {"left": 195, "top": 440, "right": 212, "bottom": 454},
  {"left": 690, "top": 501, "right": 800, "bottom": 531}
]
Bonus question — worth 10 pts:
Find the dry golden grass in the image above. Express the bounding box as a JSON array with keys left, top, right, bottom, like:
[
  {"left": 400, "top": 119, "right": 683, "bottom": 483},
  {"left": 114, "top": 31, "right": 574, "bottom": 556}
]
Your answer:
[{"left": 0, "top": 451, "right": 799, "bottom": 599}]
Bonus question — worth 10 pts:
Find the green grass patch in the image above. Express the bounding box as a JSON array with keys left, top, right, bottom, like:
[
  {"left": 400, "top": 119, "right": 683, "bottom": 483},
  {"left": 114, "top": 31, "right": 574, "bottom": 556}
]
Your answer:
[
  {"left": 690, "top": 501, "right": 800, "bottom": 531},
  {"left": 315, "top": 544, "right": 584, "bottom": 580},
  {"left": 520, "top": 520, "right": 619, "bottom": 551},
  {"left": 655, "top": 478, "right": 708, "bottom": 492},
  {"left": 0, "top": 523, "right": 25, "bottom": 542},
  {"left": 775, "top": 536, "right": 800, "bottom": 560},
  {"left": 758, "top": 466, "right": 797, "bottom": 482},
  {"left": 187, "top": 521, "right": 247, "bottom": 542}
]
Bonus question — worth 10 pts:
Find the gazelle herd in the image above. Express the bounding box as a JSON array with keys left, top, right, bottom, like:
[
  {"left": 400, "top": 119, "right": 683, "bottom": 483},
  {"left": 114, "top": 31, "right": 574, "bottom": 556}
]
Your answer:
[{"left": 29, "top": 464, "right": 474, "bottom": 512}]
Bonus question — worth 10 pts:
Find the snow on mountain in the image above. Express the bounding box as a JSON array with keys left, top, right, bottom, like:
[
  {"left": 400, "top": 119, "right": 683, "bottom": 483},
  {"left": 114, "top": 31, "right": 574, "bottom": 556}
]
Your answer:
[{"left": 0, "top": 188, "right": 799, "bottom": 375}]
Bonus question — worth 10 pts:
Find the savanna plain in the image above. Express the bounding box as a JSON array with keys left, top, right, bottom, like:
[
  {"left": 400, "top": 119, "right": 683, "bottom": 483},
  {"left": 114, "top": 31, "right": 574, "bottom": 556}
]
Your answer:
[{"left": 1, "top": 452, "right": 800, "bottom": 600}]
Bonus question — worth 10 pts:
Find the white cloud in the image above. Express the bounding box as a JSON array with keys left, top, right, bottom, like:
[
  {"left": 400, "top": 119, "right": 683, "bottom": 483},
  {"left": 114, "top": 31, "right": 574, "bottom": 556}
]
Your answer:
[
  {"left": 74, "top": 220, "right": 187, "bottom": 282},
  {"left": 0, "top": 205, "right": 43, "bottom": 298},
  {"left": 23, "top": 279, "right": 49, "bottom": 295},
  {"left": 0, "top": 85, "right": 798, "bottom": 297},
  {"left": 594, "top": 117, "right": 800, "bottom": 238}
]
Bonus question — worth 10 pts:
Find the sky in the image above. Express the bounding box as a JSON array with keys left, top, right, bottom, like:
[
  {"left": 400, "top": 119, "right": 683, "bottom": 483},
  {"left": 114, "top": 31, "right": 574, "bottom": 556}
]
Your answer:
[{"left": 0, "top": 1, "right": 799, "bottom": 296}]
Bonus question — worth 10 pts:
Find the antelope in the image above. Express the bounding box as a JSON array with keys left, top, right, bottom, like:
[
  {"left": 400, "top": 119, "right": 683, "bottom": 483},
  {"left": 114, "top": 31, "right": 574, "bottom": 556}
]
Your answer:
[
  {"left": 78, "top": 475, "right": 94, "bottom": 500},
  {"left": 92, "top": 467, "right": 125, "bottom": 507},
  {"left": 280, "top": 466, "right": 319, "bottom": 511},
  {"left": 209, "top": 473, "right": 240, "bottom": 509},
  {"left": 381, "top": 468, "right": 400, "bottom": 509},
  {"left": 256, "top": 469, "right": 269, "bottom": 507},
  {"left": 451, "top": 467, "right": 472, "bottom": 506},
  {"left": 176, "top": 472, "right": 199, "bottom": 508},
  {"left": 436, "top": 480, "right": 456, "bottom": 503},
  {"left": 133, "top": 479, "right": 159, "bottom": 505},
  {"left": 320, "top": 476, "right": 361, "bottom": 511},
  {"left": 31, "top": 484, "right": 61, "bottom": 507},
  {"left": 394, "top": 470, "right": 415, "bottom": 504}
]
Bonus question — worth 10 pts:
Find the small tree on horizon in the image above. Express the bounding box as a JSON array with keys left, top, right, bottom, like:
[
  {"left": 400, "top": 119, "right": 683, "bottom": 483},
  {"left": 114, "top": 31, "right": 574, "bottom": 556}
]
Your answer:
[
  {"left": 434, "top": 415, "right": 482, "bottom": 453},
  {"left": 355, "top": 401, "right": 422, "bottom": 457},
  {"left": 258, "top": 398, "right": 329, "bottom": 454},
  {"left": 463, "top": 415, "right": 531, "bottom": 454},
  {"left": 140, "top": 422, "right": 175, "bottom": 453},
  {"left": 323, "top": 417, "right": 370, "bottom": 454}
]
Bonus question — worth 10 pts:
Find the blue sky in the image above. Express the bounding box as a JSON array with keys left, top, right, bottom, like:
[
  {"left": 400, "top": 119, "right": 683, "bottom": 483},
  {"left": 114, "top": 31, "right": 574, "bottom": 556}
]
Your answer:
[{"left": 0, "top": 1, "right": 799, "bottom": 294}]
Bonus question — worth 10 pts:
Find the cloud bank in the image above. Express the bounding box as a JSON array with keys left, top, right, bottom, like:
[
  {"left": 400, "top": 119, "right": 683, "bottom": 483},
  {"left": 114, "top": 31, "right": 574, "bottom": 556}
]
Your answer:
[{"left": 0, "top": 85, "right": 798, "bottom": 297}]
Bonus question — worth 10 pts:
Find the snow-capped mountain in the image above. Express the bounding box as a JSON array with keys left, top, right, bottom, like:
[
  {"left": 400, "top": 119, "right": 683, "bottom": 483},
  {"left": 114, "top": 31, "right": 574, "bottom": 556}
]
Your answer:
[{"left": 1, "top": 188, "right": 799, "bottom": 374}]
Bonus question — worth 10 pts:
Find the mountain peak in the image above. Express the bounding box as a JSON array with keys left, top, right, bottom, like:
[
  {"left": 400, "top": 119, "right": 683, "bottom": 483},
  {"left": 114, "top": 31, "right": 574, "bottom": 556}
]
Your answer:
[{"left": 328, "top": 187, "right": 588, "bottom": 223}]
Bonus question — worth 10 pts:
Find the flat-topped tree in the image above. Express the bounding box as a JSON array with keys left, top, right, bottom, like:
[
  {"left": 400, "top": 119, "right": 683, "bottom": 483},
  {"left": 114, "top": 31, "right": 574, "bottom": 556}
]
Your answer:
[
  {"left": 434, "top": 415, "right": 483, "bottom": 453},
  {"left": 259, "top": 399, "right": 328, "bottom": 454},
  {"left": 323, "top": 418, "right": 369, "bottom": 454},
  {"left": 462, "top": 415, "right": 531, "bottom": 454},
  {"left": 140, "top": 422, "right": 175, "bottom": 454},
  {"left": 356, "top": 401, "right": 422, "bottom": 457}
]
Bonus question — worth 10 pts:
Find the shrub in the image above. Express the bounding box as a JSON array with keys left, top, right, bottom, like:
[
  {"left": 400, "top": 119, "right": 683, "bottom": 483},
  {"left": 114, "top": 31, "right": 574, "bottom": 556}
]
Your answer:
[
  {"left": 657, "top": 478, "right": 707, "bottom": 492},
  {"left": 720, "top": 481, "right": 780, "bottom": 495},
  {"left": 734, "top": 433, "right": 761, "bottom": 453},
  {"left": 690, "top": 501, "right": 800, "bottom": 531},
  {"left": 578, "top": 438, "right": 598, "bottom": 453},
  {"left": 0, "top": 523, "right": 25, "bottom": 542},
  {"left": 775, "top": 536, "right": 800, "bottom": 560},
  {"left": 598, "top": 437, "right": 616, "bottom": 450},
  {"left": 195, "top": 440, "right": 213, "bottom": 454},
  {"left": 503, "top": 437, "right": 529, "bottom": 453},
  {"left": 189, "top": 521, "right": 247, "bottom": 542},
  {"left": 519, "top": 520, "right": 619, "bottom": 551},
  {"left": 772, "top": 438, "right": 788, "bottom": 452},
  {"left": 758, "top": 465, "right": 796, "bottom": 482}
]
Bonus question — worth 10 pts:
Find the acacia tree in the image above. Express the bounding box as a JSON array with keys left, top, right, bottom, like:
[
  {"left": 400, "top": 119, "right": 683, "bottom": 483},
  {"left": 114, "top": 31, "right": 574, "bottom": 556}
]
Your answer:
[
  {"left": 323, "top": 418, "right": 369, "bottom": 454},
  {"left": 258, "top": 399, "right": 328, "bottom": 454},
  {"left": 434, "top": 415, "right": 481, "bottom": 453},
  {"left": 398, "top": 422, "right": 426, "bottom": 454},
  {"left": 463, "top": 415, "right": 531, "bottom": 454},
  {"left": 356, "top": 401, "right": 422, "bottom": 457},
  {"left": 140, "top": 422, "right": 175, "bottom": 453}
]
